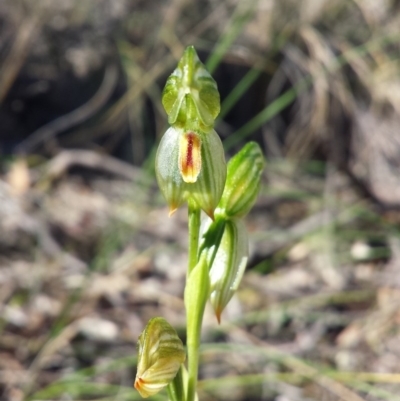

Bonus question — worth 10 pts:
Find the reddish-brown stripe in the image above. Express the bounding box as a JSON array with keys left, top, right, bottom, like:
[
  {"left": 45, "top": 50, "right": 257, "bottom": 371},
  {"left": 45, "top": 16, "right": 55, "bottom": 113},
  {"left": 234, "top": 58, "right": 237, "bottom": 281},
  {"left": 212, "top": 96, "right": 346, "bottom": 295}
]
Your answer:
[
  {"left": 186, "top": 132, "right": 194, "bottom": 168},
  {"left": 179, "top": 131, "right": 201, "bottom": 183}
]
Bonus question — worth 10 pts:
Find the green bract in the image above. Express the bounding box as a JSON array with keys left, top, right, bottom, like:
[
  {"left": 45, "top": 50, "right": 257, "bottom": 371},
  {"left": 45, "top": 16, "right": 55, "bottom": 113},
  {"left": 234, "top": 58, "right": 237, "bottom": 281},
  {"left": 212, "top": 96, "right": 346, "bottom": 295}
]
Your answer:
[
  {"left": 155, "top": 126, "right": 226, "bottom": 219},
  {"left": 162, "top": 46, "right": 220, "bottom": 131},
  {"left": 184, "top": 253, "right": 210, "bottom": 353},
  {"left": 134, "top": 317, "right": 186, "bottom": 398},
  {"left": 218, "top": 142, "right": 264, "bottom": 218}
]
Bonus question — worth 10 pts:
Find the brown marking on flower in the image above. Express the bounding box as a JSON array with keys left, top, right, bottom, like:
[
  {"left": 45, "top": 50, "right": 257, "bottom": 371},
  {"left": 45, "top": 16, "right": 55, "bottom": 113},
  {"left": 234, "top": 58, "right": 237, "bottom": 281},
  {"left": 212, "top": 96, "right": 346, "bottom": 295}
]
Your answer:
[
  {"left": 179, "top": 132, "right": 201, "bottom": 183},
  {"left": 134, "top": 377, "right": 144, "bottom": 391},
  {"left": 134, "top": 377, "right": 152, "bottom": 398}
]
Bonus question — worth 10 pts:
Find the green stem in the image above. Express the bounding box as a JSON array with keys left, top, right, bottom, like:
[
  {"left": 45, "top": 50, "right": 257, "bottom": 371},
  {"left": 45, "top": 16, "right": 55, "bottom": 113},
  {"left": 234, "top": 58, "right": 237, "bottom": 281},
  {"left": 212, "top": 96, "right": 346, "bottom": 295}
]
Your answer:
[
  {"left": 187, "top": 334, "right": 200, "bottom": 401},
  {"left": 187, "top": 203, "right": 202, "bottom": 401},
  {"left": 167, "top": 365, "right": 184, "bottom": 401},
  {"left": 187, "top": 218, "right": 225, "bottom": 401},
  {"left": 186, "top": 258, "right": 207, "bottom": 401},
  {"left": 188, "top": 204, "right": 201, "bottom": 274}
]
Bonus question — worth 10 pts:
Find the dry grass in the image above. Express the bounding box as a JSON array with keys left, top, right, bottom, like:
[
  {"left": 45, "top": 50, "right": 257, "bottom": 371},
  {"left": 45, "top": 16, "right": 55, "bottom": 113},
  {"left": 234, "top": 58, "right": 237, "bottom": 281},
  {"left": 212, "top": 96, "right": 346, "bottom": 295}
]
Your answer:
[{"left": 1, "top": 1, "right": 400, "bottom": 401}]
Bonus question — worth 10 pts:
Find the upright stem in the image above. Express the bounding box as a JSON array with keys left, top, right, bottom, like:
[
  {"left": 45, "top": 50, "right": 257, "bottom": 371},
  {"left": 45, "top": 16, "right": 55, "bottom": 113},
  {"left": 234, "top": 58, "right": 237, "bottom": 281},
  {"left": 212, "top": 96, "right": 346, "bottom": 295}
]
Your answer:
[
  {"left": 187, "top": 331, "right": 200, "bottom": 401},
  {"left": 187, "top": 203, "right": 201, "bottom": 401},
  {"left": 188, "top": 203, "right": 200, "bottom": 274},
  {"left": 186, "top": 218, "right": 225, "bottom": 401}
]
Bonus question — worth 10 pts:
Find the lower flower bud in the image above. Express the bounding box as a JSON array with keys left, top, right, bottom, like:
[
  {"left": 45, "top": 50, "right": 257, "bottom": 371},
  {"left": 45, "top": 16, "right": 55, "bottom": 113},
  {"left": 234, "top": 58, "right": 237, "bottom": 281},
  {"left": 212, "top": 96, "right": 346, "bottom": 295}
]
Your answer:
[{"left": 134, "top": 317, "right": 186, "bottom": 398}]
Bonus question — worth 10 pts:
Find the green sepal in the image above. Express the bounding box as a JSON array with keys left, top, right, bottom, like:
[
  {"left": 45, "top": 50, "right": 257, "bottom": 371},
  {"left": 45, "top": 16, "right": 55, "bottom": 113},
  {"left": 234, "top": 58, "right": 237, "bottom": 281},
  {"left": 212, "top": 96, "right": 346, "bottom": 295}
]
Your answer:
[
  {"left": 218, "top": 142, "right": 264, "bottom": 218},
  {"left": 187, "top": 129, "right": 226, "bottom": 219},
  {"left": 155, "top": 127, "right": 185, "bottom": 215},
  {"left": 162, "top": 46, "right": 220, "bottom": 131}
]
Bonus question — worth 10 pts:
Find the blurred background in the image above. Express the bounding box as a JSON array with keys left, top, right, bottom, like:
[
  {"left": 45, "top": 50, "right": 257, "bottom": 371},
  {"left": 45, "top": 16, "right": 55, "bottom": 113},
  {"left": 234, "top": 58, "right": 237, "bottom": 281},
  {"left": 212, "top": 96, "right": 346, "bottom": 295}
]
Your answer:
[{"left": 2, "top": 0, "right": 400, "bottom": 400}]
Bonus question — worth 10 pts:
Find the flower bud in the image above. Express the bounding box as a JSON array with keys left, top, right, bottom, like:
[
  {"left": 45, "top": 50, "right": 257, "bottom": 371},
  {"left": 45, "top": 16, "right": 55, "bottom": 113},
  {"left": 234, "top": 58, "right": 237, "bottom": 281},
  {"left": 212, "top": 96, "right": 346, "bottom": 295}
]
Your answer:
[
  {"left": 162, "top": 45, "right": 220, "bottom": 131},
  {"left": 218, "top": 142, "right": 264, "bottom": 218},
  {"left": 156, "top": 127, "right": 226, "bottom": 218},
  {"left": 202, "top": 218, "right": 248, "bottom": 323},
  {"left": 134, "top": 317, "right": 186, "bottom": 398}
]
